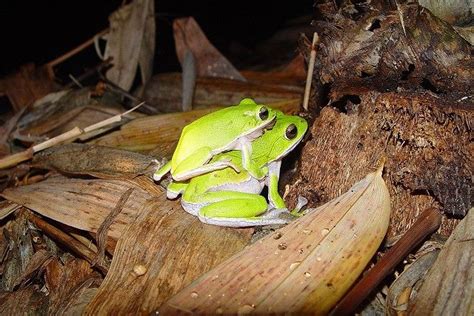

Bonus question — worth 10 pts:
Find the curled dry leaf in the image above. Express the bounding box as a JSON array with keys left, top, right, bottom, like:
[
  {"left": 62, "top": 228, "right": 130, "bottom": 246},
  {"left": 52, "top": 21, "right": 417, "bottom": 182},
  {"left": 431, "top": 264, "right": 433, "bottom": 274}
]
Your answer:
[
  {"left": 173, "top": 17, "right": 245, "bottom": 81},
  {"left": 159, "top": 165, "right": 391, "bottom": 314},
  {"left": 386, "top": 250, "right": 440, "bottom": 315},
  {"left": 32, "top": 143, "right": 160, "bottom": 179},
  {"left": 409, "top": 209, "right": 473, "bottom": 315}
]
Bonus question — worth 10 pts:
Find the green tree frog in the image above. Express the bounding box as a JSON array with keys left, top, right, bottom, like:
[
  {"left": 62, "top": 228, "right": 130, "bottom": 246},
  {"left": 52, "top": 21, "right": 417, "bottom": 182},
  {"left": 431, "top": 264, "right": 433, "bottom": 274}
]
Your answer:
[
  {"left": 153, "top": 98, "right": 277, "bottom": 182},
  {"left": 167, "top": 112, "right": 308, "bottom": 227}
]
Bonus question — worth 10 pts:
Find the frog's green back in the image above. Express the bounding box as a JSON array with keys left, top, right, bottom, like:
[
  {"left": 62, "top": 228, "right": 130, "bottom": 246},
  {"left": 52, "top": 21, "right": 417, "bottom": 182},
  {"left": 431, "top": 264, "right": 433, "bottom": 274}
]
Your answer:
[{"left": 171, "top": 100, "right": 275, "bottom": 171}]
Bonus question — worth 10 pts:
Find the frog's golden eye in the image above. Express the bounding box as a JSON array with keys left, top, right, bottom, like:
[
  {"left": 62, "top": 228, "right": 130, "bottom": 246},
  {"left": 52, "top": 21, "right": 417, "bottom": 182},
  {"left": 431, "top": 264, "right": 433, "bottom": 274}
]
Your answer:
[
  {"left": 258, "top": 107, "right": 269, "bottom": 120},
  {"left": 285, "top": 124, "right": 297, "bottom": 140}
]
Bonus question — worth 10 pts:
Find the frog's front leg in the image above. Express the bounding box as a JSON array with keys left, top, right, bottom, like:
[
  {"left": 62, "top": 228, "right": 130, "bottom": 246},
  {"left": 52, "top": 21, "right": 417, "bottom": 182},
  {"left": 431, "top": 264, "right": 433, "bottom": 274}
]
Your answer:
[
  {"left": 266, "top": 161, "right": 286, "bottom": 209},
  {"left": 239, "top": 137, "right": 267, "bottom": 180},
  {"left": 196, "top": 191, "right": 291, "bottom": 227},
  {"left": 172, "top": 147, "right": 240, "bottom": 181}
]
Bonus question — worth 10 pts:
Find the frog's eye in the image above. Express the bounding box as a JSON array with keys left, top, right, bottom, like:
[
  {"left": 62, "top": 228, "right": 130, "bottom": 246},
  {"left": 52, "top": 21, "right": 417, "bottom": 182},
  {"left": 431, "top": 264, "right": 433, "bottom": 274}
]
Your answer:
[
  {"left": 285, "top": 124, "right": 297, "bottom": 140},
  {"left": 258, "top": 107, "right": 269, "bottom": 120}
]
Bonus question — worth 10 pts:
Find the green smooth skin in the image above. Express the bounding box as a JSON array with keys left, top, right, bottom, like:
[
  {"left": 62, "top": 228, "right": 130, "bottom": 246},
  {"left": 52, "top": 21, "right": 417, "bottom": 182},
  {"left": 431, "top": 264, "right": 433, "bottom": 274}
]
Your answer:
[
  {"left": 167, "top": 112, "right": 308, "bottom": 227},
  {"left": 153, "top": 98, "right": 277, "bottom": 182}
]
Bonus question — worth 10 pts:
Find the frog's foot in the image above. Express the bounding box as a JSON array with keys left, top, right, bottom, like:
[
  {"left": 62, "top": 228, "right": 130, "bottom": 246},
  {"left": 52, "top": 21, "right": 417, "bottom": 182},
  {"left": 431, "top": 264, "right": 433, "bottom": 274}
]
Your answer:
[
  {"left": 199, "top": 208, "right": 293, "bottom": 228},
  {"left": 290, "top": 196, "right": 309, "bottom": 217},
  {"left": 153, "top": 160, "right": 171, "bottom": 181}
]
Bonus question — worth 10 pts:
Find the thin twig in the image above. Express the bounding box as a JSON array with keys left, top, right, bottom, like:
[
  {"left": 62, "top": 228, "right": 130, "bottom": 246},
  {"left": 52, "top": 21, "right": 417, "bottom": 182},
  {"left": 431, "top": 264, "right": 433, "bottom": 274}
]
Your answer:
[
  {"left": 0, "top": 102, "right": 144, "bottom": 170},
  {"left": 101, "top": 77, "right": 161, "bottom": 114},
  {"left": 47, "top": 29, "right": 109, "bottom": 68},
  {"left": 330, "top": 207, "right": 442, "bottom": 315},
  {"left": 303, "top": 32, "right": 319, "bottom": 111},
  {"left": 68, "top": 74, "right": 84, "bottom": 88},
  {"left": 64, "top": 58, "right": 113, "bottom": 89}
]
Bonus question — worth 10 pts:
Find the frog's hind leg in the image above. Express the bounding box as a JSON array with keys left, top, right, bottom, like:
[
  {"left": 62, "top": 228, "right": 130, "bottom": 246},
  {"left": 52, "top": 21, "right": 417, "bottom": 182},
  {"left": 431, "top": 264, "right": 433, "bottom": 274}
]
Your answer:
[{"left": 197, "top": 191, "right": 291, "bottom": 227}]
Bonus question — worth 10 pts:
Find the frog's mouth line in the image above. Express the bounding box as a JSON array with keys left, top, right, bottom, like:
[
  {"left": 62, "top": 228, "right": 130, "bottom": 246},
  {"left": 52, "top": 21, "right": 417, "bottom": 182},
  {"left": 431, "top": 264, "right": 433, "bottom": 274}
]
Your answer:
[{"left": 266, "top": 118, "right": 277, "bottom": 130}]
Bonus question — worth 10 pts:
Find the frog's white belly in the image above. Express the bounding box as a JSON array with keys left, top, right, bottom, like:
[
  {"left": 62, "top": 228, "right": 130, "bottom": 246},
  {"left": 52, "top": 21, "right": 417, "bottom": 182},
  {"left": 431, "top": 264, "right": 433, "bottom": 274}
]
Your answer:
[{"left": 181, "top": 177, "right": 264, "bottom": 216}]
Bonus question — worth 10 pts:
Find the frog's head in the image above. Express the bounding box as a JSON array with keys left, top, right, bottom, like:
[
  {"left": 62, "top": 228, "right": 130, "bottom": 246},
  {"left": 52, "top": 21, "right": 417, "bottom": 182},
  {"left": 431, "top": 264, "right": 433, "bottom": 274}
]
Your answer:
[
  {"left": 254, "top": 113, "right": 308, "bottom": 162},
  {"left": 238, "top": 98, "right": 278, "bottom": 139}
]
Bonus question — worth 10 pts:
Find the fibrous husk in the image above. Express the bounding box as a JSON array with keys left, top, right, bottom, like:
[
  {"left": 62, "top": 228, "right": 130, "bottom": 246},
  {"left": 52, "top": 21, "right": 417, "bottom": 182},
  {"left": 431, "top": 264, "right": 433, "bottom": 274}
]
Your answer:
[
  {"left": 286, "top": 90, "right": 471, "bottom": 238},
  {"left": 307, "top": 2, "right": 473, "bottom": 103},
  {"left": 159, "top": 166, "right": 390, "bottom": 314}
]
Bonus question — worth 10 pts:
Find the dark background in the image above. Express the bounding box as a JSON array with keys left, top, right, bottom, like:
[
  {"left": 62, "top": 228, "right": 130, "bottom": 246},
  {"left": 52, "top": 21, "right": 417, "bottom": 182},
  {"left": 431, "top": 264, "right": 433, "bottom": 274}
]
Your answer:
[{"left": 0, "top": 0, "right": 313, "bottom": 78}]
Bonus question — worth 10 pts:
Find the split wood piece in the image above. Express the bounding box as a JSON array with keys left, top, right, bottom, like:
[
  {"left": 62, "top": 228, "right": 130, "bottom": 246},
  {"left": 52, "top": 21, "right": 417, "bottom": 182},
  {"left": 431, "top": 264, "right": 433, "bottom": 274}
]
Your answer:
[
  {"left": 241, "top": 53, "right": 307, "bottom": 86},
  {"left": 1, "top": 175, "right": 153, "bottom": 240},
  {"left": 0, "top": 102, "right": 144, "bottom": 170},
  {"left": 410, "top": 208, "right": 473, "bottom": 315},
  {"left": 159, "top": 166, "right": 390, "bottom": 314},
  {"left": 0, "top": 200, "right": 22, "bottom": 220},
  {"left": 138, "top": 72, "right": 303, "bottom": 113},
  {"left": 330, "top": 207, "right": 442, "bottom": 315},
  {"left": 0, "top": 286, "right": 48, "bottom": 314},
  {"left": 92, "top": 99, "right": 301, "bottom": 153},
  {"left": 84, "top": 196, "right": 253, "bottom": 314},
  {"left": 28, "top": 213, "right": 108, "bottom": 274}
]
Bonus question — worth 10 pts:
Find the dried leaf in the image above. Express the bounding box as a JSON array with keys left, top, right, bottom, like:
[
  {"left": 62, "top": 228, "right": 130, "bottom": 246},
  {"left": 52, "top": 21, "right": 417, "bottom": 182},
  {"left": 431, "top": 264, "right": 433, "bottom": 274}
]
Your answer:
[
  {"left": 139, "top": 72, "right": 303, "bottom": 113},
  {"left": 0, "top": 63, "right": 54, "bottom": 112},
  {"left": 11, "top": 249, "right": 53, "bottom": 289},
  {"left": 32, "top": 143, "right": 159, "bottom": 179},
  {"left": 173, "top": 17, "right": 245, "bottom": 81},
  {"left": 386, "top": 250, "right": 439, "bottom": 315},
  {"left": 410, "top": 209, "right": 474, "bottom": 315},
  {"left": 0, "top": 286, "right": 48, "bottom": 314},
  {"left": 1, "top": 175, "right": 155, "bottom": 240},
  {"left": 45, "top": 257, "right": 102, "bottom": 315},
  {"left": 85, "top": 197, "right": 253, "bottom": 314},
  {"left": 159, "top": 166, "right": 391, "bottom": 314},
  {"left": 16, "top": 88, "right": 91, "bottom": 138},
  {"left": 0, "top": 210, "right": 35, "bottom": 291},
  {"left": 104, "top": 0, "right": 155, "bottom": 91}
]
